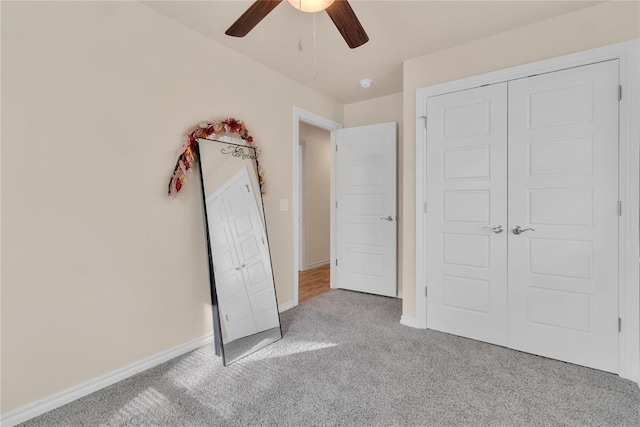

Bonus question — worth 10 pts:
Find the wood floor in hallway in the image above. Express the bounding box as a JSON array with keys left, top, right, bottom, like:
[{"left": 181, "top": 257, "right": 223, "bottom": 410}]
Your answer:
[{"left": 299, "top": 264, "right": 331, "bottom": 303}]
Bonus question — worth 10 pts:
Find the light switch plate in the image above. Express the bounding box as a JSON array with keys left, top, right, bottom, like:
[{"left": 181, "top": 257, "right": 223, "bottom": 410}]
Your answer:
[{"left": 279, "top": 198, "right": 289, "bottom": 211}]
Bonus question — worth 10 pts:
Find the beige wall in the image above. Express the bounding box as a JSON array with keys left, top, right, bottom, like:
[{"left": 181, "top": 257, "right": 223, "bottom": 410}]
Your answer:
[
  {"left": 401, "top": 1, "right": 640, "bottom": 318},
  {"left": 299, "top": 123, "right": 331, "bottom": 268},
  {"left": 344, "top": 93, "right": 403, "bottom": 294},
  {"left": 1, "top": 1, "right": 341, "bottom": 414}
]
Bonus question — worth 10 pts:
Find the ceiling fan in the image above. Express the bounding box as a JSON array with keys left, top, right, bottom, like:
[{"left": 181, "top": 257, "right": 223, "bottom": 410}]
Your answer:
[{"left": 225, "top": 0, "right": 369, "bottom": 49}]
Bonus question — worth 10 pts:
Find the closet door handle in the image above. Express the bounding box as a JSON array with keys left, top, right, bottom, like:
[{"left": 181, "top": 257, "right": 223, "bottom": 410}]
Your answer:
[
  {"left": 482, "top": 225, "right": 503, "bottom": 234},
  {"left": 512, "top": 226, "right": 535, "bottom": 235}
]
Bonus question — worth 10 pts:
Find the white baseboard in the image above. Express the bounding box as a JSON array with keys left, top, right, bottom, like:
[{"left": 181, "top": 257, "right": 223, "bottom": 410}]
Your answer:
[
  {"left": 279, "top": 300, "right": 297, "bottom": 312},
  {"left": 400, "top": 315, "right": 419, "bottom": 328},
  {"left": 0, "top": 333, "right": 214, "bottom": 427},
  {"left": 397, "top": 291, "right": 403, "bottom": 299},
  {"left": 301, "top": 260, "right": 330, "bottom": 271}
]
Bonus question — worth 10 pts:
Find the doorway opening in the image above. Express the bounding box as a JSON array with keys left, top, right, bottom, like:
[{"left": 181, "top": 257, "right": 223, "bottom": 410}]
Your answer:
[
  {"left": 298, "top": 124, "right": 332, "bottom": 303},
  {"left": 292, "top": 107, "right": 342, "bottom": 308}
]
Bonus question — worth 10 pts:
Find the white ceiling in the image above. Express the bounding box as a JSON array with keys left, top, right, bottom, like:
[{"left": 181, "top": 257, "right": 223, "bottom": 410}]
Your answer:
[{"left": 143, "top": 1, "right": 602, "bottom": 104}]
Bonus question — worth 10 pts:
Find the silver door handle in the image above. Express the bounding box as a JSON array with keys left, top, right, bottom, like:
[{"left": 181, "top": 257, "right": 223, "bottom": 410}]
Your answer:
[
  {"left": 512, "top": 226, "right": 535, "bottom": 235},
  {"left": 234, "top": 263, "right": 247, "bottom": 270},
  {"left": 380, "top": 216, "right": 395, "bottom": 222},
  {"left": 482, "top": 225, "right": 503, "bottom": 234}
]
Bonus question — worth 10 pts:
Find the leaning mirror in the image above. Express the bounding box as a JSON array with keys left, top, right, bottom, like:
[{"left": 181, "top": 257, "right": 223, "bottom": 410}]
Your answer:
[{"left": 197, "top": 138, "right": 282, "bottom": 365}]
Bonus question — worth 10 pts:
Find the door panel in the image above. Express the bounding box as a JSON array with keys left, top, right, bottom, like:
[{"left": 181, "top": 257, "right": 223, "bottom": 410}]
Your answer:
[
  {"left": 207, "top": 196, "right": 258, "bottom": 342},
  {"left": 426, "top": 83, "right": 508, "bottom": 346},
  {"left": 336, "top": 123, "right": 397, "bottom": 297},
  {"left": 223, "top": 176, "right": 280, "bottom": 331},
  {"left": 507, "top": 60, "right": 619, "bottom": 372}
]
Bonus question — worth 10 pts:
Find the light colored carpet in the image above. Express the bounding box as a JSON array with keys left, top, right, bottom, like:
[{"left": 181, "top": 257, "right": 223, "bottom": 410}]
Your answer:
[{"left": 21, "top": 290, "right": 640, "bottom": 426}]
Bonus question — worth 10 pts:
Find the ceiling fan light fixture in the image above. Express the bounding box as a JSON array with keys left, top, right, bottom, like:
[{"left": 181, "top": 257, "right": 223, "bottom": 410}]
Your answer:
[
  {"left": 226, "top": 0, "right": 368, "bottom": 49},
  {"left": 287, "top": 0, "right": 335, "bottom": 13}
]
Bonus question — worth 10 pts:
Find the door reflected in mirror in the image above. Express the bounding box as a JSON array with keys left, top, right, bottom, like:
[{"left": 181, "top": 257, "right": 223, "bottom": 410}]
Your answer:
[{"left": 198, "top": 138, "right": 282, "bottom": 365}]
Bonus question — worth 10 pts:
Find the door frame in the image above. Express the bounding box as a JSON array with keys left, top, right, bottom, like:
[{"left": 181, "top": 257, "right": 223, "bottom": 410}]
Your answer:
[
  {"left": 291, "top": 107, "right": 342, "bottom": 310},
  {"left": 298, "top": 139, "right": 306, "bottom": 270},
  {"left": 415, "top": 39, "right": 640, "bottom": 384}
]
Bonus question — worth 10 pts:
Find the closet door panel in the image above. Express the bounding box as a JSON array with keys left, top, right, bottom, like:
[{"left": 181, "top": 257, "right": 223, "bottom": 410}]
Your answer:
[
  {"left": 507, "top": 60, "right": 619, "bottom": 373},
  {"left": 223, "top": 176, "right": 280, "bottom": 332},
  {"left": 207, "top": 196, "right": 258, "bottom": 342},
  {"left": 426, "top": 83, "right": 508, "bottom": 346}
]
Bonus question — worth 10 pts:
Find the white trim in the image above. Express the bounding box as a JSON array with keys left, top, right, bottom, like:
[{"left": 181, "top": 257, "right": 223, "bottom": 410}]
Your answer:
[
  {"left": 292, "top": 107, "right": 342, "bottom": 308},
  {"left": 0, "top": 333, "right": 214, "bottom": 427},
  {"left": 298, "top": 139, "right": 306, "bottom": 270},
  {"left": 617, "top": 40, "right": 640, "bottom": 387},
  {"left": 397, "top": 291, "right": 403, "bottom": 299},
  {"left": 415, "top": 82, "right": 428, "bottom": 333},
  {"left": 302, "top": 260, "right": 330, "bottom": 271},
  {"left": 400, "top": 315, "right": 418, "bottom": 328},
  {"left": 415, "top": 39, "right": 640, "bottom": 384},
  {"left": 278, "top": 300, "right": 296, "bottom": 313}
]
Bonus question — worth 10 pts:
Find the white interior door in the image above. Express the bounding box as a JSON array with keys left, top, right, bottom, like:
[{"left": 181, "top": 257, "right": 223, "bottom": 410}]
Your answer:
[
  {"left": 425, "top": 83, "right": 509, "bottom": 346},
  {"left": 223, "top": 173, "right": 280, "bottom": 331},
  {"left": 207, "top": 195, "right": 258, "bottom": 342},
  {"left": 335, "top": 122, "right": 397, "bottom": 297},
  {"left": 507, "top": 60, "right": 619, "bottom": 372}
]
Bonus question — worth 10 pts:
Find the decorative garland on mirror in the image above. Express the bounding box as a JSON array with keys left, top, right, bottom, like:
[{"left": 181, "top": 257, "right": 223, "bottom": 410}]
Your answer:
[{"left": 168, "top": 117, "right": 264, "bottom": 197}]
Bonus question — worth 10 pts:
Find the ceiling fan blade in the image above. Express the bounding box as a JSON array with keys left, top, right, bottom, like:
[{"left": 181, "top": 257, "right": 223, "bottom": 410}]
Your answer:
[
  {"left": 325, "top": 0, "right": 369, "bottom": 49},
  {"left": 225, "top": 0, "right": 283, "bottom": 37}
]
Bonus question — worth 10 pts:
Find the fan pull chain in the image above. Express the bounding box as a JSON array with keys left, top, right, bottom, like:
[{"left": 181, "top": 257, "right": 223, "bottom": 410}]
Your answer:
[
  {"left": 312, "top": 12, "right": 317, "bottom": 80},
  {"left": 297, "top": 0, "right": 303, "bottom": 51}
]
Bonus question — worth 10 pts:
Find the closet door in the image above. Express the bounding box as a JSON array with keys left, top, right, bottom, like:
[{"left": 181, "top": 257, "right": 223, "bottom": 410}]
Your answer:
[
  {"left": 507, "top": 60, "right": 619, "bottom": 372},
  {"left": 223, "top": 176, "right": 280, "bottom": 332},
  {"left": 208, "top": 195, "right": 258, "bottom": 342},
  {"left": 426, "top": 83, "right": 508, "bottom": 346}
]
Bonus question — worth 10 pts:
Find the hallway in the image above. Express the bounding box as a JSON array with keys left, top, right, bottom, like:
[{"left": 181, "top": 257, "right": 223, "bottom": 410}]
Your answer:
[{"left": 298, "top": 265, "right": 331, "bottom": 303}]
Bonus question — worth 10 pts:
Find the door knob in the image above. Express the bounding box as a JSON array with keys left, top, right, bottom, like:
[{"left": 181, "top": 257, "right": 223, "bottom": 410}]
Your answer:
[
  {"left": 482, "top": 225, "right": 503, "bottom": 234},
  {"left": 380, "top": 216, "right": 395, "bottom": 222},
  {"left": 512, "top": 225, "right": 535, "bottom": 235}
]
